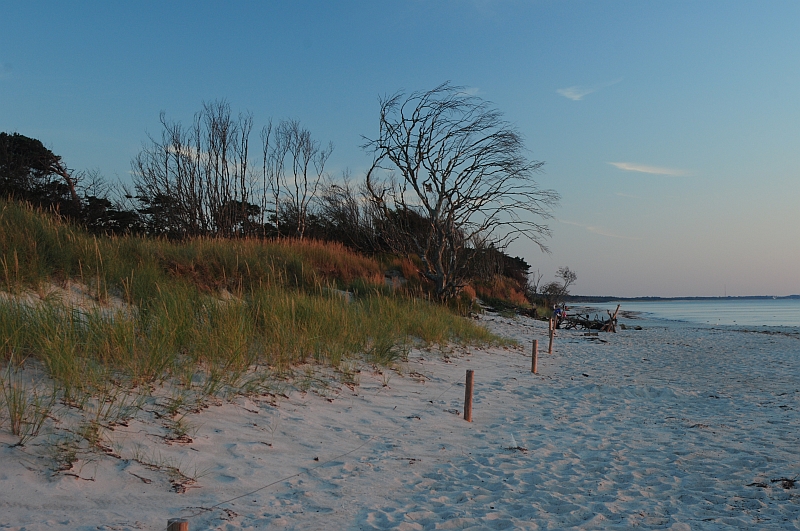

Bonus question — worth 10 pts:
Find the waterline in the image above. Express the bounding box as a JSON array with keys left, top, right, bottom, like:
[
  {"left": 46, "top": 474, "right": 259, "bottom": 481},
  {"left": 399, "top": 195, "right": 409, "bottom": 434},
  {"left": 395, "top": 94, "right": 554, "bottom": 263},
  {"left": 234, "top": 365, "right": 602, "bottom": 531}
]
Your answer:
[{"left": 586, "top": 298, "right": 800, "bottom": 328}]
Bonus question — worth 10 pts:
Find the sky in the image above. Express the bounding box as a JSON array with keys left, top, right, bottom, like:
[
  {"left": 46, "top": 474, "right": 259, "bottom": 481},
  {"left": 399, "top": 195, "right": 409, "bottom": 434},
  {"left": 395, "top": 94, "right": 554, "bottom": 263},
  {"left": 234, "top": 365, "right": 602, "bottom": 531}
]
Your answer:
[{"left": 2, "top": 1, "right": 799, "bottom": 297}]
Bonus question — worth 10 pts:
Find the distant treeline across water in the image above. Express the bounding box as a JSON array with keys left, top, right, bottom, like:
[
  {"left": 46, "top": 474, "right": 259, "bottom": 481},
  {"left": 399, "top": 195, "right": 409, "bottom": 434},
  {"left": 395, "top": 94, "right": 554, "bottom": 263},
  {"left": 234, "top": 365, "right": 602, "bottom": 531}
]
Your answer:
[{"left": 585, "top": 298, "right": 800, "bottom": 327}]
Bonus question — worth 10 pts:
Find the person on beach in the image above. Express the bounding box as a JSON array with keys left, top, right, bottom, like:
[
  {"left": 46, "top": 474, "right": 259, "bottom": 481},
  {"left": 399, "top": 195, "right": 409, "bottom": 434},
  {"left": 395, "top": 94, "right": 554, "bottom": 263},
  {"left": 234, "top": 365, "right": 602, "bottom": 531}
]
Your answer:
[{"left": 554, "top": 306, "right": 564, "bottom": 329}]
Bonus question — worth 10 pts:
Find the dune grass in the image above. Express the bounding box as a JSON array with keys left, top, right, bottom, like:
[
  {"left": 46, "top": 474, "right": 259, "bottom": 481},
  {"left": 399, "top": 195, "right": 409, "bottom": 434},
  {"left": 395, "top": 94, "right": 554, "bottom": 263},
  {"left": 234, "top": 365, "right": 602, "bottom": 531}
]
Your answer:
[
  {"left": 0, "top": 284, "right": 498, "bottom": 393},
  {"left": 0, "top": 200, "right": 507, "bottom": 449}
]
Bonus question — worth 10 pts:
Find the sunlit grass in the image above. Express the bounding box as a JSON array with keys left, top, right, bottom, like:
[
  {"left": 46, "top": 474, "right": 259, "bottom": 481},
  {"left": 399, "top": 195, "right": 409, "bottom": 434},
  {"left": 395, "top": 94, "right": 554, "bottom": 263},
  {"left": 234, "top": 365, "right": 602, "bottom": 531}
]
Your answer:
[
  {"left": 0, "top": 286, "right": 499, "bottom": 393},
  {"left": 0, "top": 199, "right": 508, "bottom": 452}
]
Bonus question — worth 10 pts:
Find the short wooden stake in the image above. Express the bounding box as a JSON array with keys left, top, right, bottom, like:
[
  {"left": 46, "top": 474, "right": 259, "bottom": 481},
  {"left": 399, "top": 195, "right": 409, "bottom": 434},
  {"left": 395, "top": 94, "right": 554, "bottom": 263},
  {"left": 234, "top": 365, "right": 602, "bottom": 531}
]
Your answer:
[
  {"left": 464, "top": 369, "right": 474, "bottom": 422},
  {"left": 167, "top": 519, "right": 189, "bottom": 531},
  {"left": 531, "top": 339, "right": 538, "bottom": 374},
  {"left": 548, "top": 320, "right": 554, "bottom": 355}
]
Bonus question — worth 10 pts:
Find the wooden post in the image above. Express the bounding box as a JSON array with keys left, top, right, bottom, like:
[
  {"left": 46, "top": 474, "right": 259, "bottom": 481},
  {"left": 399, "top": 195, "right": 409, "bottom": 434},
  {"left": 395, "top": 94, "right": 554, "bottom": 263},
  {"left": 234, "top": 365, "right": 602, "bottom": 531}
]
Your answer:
[
  {"left": 548, "top": 319, "right": 554, "bottom": 355},
  {"left": 464, "top": 369, "right": 474, "bottom": 422},
  {"left": 531, "top": 339, "right": 538, "bottom": 374},
  {"left": 167, "top": 519, "right": 189, "bottom": 531}
]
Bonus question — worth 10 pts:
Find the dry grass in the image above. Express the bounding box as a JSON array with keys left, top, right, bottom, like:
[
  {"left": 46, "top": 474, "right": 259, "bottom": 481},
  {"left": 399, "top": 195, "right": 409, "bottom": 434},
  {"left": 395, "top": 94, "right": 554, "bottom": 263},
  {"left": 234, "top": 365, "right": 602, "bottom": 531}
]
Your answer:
[
  {"left": 474, "top": 275, "right": 530, "bottom": 307},
  {"left": 0, "top": 200, "right": 508, "bottom": 452}
]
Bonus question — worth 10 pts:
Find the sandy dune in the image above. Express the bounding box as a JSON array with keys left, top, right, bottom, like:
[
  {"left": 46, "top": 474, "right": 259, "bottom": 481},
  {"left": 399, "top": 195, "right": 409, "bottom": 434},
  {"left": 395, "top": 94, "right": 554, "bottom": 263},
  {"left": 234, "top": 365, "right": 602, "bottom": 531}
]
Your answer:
[{"left": 2, "top": 313, "right": 800, "bottom": 530}]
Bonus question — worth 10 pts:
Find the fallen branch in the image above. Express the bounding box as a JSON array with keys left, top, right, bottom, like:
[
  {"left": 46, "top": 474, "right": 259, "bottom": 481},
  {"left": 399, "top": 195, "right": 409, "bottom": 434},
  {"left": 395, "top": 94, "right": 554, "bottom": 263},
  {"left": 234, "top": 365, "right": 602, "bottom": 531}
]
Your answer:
[{"left": 563, "top": 305, "right": 620, "bottom": 332}]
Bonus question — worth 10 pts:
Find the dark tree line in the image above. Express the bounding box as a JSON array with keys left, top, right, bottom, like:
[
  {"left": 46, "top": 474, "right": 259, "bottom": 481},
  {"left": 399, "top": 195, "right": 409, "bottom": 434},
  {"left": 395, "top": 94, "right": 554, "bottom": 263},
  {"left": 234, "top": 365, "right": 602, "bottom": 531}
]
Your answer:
[
  {"left": 1, "top": 124, "right": 376, "bottom": 246},
  {"left": 0, "top": 132, "right": 140, "bottom": 233},
  {"left": 0, "top": 132, "right": 80, "bottom": 215},
  {"left": 1, "top": 87, "right": 558, "bottom": 302}
]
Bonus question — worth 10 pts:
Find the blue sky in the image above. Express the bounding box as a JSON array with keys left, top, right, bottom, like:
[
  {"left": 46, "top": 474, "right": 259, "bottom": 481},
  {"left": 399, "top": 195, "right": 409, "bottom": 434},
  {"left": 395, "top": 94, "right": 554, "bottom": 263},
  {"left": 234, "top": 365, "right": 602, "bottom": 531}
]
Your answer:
[{"left": 2, "top": 1, "right": 798, "bottom": 297}]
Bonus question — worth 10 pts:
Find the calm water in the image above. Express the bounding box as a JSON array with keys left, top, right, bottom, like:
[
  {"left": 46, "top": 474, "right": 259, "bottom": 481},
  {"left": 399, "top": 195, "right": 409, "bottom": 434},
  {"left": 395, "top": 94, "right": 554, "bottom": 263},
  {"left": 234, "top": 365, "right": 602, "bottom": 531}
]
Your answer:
[{"left": 587, "top": 298, "right": 800, "bottom": 327}]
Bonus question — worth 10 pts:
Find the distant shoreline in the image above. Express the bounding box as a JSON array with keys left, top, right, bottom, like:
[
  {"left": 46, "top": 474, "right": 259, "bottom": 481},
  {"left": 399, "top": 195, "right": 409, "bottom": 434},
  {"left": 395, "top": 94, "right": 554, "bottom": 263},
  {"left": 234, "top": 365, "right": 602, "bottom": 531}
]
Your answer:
[{"left": 565, "top": 294, "right": 800, "bottom": 303}]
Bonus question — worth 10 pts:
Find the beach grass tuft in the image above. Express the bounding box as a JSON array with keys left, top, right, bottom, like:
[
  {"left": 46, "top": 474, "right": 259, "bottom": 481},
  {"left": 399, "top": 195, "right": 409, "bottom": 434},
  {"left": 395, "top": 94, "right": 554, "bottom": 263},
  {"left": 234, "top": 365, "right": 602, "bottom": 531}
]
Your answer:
[{"left": 0, "top": 199, "right": 506, "bottom": 452}]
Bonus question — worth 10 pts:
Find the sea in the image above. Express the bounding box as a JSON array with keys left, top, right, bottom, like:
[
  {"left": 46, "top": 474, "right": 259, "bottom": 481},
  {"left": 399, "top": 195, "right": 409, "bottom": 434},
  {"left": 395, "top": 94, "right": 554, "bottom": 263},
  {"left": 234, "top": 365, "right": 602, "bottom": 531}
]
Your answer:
[{"left": 581, "top": 298, "right": 800, "bottom": 328}]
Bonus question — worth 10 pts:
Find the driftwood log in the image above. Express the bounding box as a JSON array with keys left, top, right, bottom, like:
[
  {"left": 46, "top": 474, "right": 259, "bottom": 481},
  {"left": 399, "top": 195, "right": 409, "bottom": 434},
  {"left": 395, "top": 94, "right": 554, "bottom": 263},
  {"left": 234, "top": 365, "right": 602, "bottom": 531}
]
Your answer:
[{"left": 563, "top": 304, "right": 620, "bottom": 333}]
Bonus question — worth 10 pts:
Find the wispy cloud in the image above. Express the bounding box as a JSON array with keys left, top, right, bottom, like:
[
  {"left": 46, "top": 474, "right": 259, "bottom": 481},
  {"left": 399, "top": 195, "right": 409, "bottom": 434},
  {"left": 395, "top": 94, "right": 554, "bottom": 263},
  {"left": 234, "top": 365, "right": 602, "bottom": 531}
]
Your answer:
[
  {"left": 557, "top": 78, "right": 622, "bottom": 101},
  {"left": 556, "top": 86, "right": 596, "bottom": 101},
  {"left": 609, "top": 162, "right": 689, "bottom": 176},
  {"left": 459, "top": 86, "right": 481, "bottom": 97},
  {"left": 559, "top": 219, "right": 642, "bottom": 241}
]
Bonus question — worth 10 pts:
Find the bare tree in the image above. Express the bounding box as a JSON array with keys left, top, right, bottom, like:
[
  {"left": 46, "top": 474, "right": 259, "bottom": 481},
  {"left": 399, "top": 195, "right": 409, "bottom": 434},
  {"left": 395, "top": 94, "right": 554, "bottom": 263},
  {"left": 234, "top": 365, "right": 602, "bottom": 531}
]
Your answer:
[
  {"left": 259, "top": 120, "right": 277, "bottom": 237},
  {"left": 316, "top": 170, "right": 382, "bottom": 252},
  {"left": 539, "top": 267, "right": 577, "bottom": 308},
  {"left": 132, "top": 100, "right": 254, "bottom": 238},
  {"left": 363, "top": 82, "right": 559, "bottom": 300},
  {"left": 526, "top": 268, "right": 545, "bottom": 300},
  {"left": 556, "top": 266, "right": 577, "bottom": 294},
  {"left": 261, "top": 120, "right": 333, "bottom": 239}
]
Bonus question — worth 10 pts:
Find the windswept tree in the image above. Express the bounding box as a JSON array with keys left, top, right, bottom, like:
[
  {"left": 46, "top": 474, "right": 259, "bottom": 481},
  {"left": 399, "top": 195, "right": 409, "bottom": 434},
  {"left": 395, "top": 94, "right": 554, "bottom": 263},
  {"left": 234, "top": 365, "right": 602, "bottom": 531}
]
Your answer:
[
  {"left": 540, "top": 266, "right": 577, "bottom": 308},
  {"left": 0, "top": 134, "right": 141, "bottom": 234},
  {"left": 0, "top": 132, "right": 81, "bottom": 215},
  {"left": 556, "top": 266, "right": 577, "bottom": 294},
  {"left": 363, "top": 83, "right": 559, "bottom": 300}
]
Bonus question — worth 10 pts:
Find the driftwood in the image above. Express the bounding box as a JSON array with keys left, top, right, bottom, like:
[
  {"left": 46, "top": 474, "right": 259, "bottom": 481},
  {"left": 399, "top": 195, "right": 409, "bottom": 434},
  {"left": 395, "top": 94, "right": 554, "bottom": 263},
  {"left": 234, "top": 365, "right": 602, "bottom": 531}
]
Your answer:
[{"left": 563, "top": 304, "right": 620, "bottom": 333}]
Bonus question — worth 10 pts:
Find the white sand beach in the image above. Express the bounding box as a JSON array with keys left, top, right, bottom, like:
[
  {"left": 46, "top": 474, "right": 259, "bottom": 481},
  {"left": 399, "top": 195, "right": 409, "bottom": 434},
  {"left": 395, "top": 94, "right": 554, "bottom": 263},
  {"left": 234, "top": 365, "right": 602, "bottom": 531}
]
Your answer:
[{"left": 3, "top": 312, "right": 800, "bottom": 530}]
